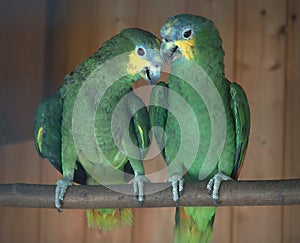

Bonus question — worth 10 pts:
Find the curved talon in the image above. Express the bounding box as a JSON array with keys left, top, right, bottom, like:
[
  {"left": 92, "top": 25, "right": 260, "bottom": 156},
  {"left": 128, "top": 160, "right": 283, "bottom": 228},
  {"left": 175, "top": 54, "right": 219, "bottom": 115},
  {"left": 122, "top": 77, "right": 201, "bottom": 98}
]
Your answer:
[
  {"left": 55, "top": 177, "right": 73, "bottom": 211},
  {"left": 168, "top": 175, "right": 184, "bottom": 205},
  {"left": 207, "top": 178, "right": 214, "bottom": 195},
  {"left": 207, "top": 171, "right": 233, "bottom": 205},
  {"left": 133, "top": 175, "right": 150, "bottom": 207},
  {"left": 178, "top": 178, "right": 184, "bottom": 196},
  {"left": 213, "top": 198, "right": 219, "bottom": 207},
  {"left": 138, "top": 201, "right": 144, "bottom": 207}
]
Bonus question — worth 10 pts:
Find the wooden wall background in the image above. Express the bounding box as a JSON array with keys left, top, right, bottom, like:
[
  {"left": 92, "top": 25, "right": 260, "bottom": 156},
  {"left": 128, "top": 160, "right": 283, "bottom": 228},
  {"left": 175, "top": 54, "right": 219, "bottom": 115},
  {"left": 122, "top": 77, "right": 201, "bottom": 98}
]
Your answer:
[{"left": 0, "top": 0, "right": 299, "bottom": 242}]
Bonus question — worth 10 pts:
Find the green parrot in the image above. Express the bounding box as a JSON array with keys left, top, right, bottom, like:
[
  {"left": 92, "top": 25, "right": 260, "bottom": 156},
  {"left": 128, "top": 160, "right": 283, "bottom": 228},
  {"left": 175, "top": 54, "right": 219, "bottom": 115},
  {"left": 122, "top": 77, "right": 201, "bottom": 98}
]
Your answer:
[
  {"left": 34, "top": 28, "right": 162, "bottom": 230},
  {"left": 149, "top": 14, "right": 250, "bottom": 242}
]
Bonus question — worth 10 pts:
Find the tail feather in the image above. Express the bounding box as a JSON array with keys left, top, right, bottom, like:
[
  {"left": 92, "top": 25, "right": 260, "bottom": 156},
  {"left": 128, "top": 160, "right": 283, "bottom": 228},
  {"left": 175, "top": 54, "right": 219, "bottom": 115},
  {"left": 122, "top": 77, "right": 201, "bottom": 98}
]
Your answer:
[
  {"left": 86, "top": 208, "right": 133, "bottom": 231},
  {"left": 175, "top": 207, "right": 216, "bottom": 243}
]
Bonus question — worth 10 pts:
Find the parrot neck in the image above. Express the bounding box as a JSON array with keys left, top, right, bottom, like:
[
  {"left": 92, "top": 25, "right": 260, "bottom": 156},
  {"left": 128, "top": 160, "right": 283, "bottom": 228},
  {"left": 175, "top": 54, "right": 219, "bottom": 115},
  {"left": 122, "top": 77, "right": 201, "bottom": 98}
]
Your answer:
[
  {"left": 112, "top": 73, "right": 140, "bottom": 97},
  {"left": 173, "top": 46, "right": 226, "bottom": 89},
  {"left": 187, "top": 33, "right": 227, "bottom": 87},
  {"left": 123, "top": 73, "right": 141, "bottom": 86},
  {"left": 192, "top": 47, "right": 225, "bottom": 84}
]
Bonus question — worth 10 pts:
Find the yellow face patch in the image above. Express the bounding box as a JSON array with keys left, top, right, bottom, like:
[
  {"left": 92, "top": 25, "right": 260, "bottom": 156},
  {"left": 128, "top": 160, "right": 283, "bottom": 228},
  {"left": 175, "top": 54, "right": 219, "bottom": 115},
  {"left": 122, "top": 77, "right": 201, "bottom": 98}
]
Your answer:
[
  {"left": 175, "top": 38, "right": 196, "bottom": 60},
  {"left": 127, "top": 51, "right": 149, "bottom": 75},
  {"left": 37, "top": 127, "right": 44, "bottom": 153}
]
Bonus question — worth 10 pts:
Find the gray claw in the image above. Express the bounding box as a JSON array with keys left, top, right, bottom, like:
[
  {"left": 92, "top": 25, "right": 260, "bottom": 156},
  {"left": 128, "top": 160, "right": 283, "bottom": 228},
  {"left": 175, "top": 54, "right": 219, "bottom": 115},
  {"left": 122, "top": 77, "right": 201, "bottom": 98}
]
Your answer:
[
  {"left": 174, "top": 200, "right": 179, "bottom": 207},
  {"left": 207, "top": 188, "right": 212, "bottom": 195},
  {"left": 207, "top": 171, "right": 233, "bottom": 204},
  {"left": 168, "top": 175, "right": 184, "bottom": 205},
  {"left": 179, "top": 178, "right": 184, "bottom": 197},
  {"left": 206, "top": 176, "right": 214, "bottom": 195},
  {"left": 133, "top": 175, "right": 150, "bottom": 206},
  {"left": 213, "top": 198, "right": 219, "bottom": 206},
  {"left": 139, "top": 200, "right": 144, "bottom": 207},
  {"left": 55, "top": 175, "right": 73, "bottom": 211}
]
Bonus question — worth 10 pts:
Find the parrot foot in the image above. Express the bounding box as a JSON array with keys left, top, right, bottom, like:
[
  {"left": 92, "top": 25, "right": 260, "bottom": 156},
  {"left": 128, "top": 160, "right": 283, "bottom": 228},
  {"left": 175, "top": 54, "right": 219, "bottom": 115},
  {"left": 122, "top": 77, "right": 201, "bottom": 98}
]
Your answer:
[
  {"left": 133, "top": 174, "right": 150, "bottom": 207},
  {"left": 55, "top": 175, "right": 73, "bottom": 212},
  {"left": 207, "top": 171, "right": 233, "bottom": 205},
  {"left": 168, "top": 175, "right": 184, "bottom": 206}
]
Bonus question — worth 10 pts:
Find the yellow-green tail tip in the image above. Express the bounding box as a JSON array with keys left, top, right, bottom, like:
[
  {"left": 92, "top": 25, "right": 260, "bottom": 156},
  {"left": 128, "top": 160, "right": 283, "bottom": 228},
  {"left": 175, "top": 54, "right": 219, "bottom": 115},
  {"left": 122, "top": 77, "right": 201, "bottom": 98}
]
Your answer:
[
  {"left": 86, "top": 208, "right": 133, "bottom": 231},
  {"left": 174, "top": 207, "right": 216, "bottom": 243}
]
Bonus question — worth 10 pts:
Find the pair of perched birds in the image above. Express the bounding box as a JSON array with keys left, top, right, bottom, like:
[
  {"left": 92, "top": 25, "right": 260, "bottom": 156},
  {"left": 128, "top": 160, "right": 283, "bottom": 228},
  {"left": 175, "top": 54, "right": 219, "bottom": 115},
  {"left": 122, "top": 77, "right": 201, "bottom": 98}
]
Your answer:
[{"left": 34, "top": 14, "right": 250, "bottom": 243}]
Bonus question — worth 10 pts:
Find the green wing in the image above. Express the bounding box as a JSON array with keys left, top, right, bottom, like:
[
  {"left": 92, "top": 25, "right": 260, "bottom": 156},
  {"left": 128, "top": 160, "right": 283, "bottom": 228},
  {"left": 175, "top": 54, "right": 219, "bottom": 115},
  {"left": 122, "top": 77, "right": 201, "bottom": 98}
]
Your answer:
[
  {"left": 229, "top": 82, "right": 251, "bottom": 179},
  {"left": 129, "top": 92, "right": 151, "bottom": 153},
  {"left": 34, "top": 92, "right": 87, "bottom": 184},
  {"left": 34, "top": 93, "right": 62, "bottom": 169},
  {"left": 123, "top": 91, "right": 151, "bottom": 175},
  {"left": 149, "top": 81, "right": 169, "bottom": 159}
]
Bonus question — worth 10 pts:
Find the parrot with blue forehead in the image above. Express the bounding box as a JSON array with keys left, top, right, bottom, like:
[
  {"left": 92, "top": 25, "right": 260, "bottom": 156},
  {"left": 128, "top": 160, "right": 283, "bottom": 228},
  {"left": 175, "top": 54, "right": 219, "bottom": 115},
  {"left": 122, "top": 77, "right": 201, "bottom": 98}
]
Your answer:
[
  {"left": 34, "top": 28, "right": 162, "bottom": 230},
  {"left": 149, "top": 14, "right": 250, "bottom": 242}
]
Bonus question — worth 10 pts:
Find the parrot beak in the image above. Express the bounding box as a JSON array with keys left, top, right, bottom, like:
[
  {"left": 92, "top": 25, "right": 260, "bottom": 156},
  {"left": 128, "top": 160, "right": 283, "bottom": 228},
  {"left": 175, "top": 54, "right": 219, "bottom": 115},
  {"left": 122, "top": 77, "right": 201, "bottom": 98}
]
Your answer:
[
  {"left": 160, "top": 39, "right": 180, "bottom": 63},
  {"left": 143, "top": 64, "right": 161, "bottom": 85},
  {"left": 141, "top": 51, "right": 163, "bottom": 85}
]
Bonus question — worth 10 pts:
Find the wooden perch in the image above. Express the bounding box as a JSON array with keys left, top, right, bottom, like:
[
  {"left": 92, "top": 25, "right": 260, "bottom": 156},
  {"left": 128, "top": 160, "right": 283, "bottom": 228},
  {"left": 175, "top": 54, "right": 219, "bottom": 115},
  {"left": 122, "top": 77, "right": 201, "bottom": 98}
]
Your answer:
[{"left": 0, "top": 180, "right": 299, "bottom": 209}]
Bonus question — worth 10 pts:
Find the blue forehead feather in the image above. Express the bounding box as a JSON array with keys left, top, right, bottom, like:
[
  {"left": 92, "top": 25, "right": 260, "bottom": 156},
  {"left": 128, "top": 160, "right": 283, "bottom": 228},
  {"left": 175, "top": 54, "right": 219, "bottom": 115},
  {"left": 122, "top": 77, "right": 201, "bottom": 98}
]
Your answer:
[{"left": 160, "top": 14, "right": 209, "bottom": 41}]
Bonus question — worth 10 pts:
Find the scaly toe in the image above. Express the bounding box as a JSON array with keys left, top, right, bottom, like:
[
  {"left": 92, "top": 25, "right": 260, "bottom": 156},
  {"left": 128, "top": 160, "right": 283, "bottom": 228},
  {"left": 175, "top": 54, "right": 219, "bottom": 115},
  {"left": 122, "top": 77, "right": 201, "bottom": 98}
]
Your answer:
[
  {"left": 133, "top": 175, "right": 150, "bottom": 206},
  {"left": 55, "top": 176, "right": 73, "bottom": 211},
  {"left": 168, "top": 175, "right": 184, "bottom": 205},
  {"left": 206, "top": 171, "right": 233, "bottom": 204}
]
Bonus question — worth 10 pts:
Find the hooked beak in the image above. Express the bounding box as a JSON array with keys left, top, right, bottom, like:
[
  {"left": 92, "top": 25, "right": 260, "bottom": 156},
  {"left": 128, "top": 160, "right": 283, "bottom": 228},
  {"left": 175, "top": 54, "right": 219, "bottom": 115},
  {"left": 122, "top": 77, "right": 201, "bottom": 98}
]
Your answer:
[
  {"left": 141, "top": 50, "right": 163, "bottom": 85},
  {"left": 160, "top": 39, "right": 181, "bottom": 63},
  {"left": 143, "top": 64, "right": 161, "bottom": 85}
]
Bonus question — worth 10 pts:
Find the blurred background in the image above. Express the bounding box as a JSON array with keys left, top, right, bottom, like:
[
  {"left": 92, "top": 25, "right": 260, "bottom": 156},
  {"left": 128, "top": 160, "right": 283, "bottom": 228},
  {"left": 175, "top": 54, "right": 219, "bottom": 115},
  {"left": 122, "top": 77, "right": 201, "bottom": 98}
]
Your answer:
[{"left": 0, "top": 0, "right": 299, "bottom": 242}]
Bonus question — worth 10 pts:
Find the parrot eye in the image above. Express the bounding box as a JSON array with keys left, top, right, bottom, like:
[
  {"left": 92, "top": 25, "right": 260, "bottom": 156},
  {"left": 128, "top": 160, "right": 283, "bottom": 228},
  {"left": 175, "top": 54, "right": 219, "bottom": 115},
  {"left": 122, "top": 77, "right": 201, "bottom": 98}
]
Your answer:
[
  {"left": 182, "top": 29, "right": 192, "bottom": 39},
  {"left": 136, "top": 46, "right": 146, "bottom": 57}
]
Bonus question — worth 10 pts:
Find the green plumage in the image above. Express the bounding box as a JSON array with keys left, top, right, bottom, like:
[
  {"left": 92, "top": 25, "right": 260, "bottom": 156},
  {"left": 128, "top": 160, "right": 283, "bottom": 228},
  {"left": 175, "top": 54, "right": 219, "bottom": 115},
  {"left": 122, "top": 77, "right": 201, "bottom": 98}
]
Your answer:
[
  {"left": 34, "top": 28, "right": 162, "bottom": 229},
  {"left": 150, "top": 14, "right": 250, "bottom": 242},
  {"left": 34, "top": 93, "right": 87, "bottom": 184}
]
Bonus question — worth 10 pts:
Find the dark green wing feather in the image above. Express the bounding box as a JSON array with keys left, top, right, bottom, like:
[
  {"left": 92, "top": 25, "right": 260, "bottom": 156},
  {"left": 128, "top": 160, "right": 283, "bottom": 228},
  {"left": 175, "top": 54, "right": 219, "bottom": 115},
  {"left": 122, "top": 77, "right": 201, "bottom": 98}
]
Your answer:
[
  {"left": 34, "top": 92, "right": 87, "bottom": 184},
  {"left": 229, "top": 82, "right": 250, "bottom": 179},
  {"left": 127, "top": 91, "right": 151, "bottom": 157},
  {"left": 34, "top": 93, "right": 63, "bottom": 171},
  {"left": 149, "top": 81, "right": 169, "bottom": 160}
]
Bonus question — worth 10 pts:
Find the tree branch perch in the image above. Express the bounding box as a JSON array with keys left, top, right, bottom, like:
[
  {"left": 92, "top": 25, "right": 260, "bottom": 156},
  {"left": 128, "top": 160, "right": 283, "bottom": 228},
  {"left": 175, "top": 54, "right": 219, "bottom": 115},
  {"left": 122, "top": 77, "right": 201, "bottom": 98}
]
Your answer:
[{"left": 0, "top": 179, "right": 299, "bottom": 209}]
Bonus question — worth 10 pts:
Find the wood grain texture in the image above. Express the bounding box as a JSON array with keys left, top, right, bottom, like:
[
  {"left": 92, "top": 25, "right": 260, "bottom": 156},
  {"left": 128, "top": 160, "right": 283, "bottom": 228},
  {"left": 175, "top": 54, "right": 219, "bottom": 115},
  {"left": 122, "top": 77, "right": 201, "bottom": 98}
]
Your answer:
[
  {"left": 233, "top": 1, "right": 287, "bottom": 242},
  {"left": 0, "top": 0, "right": 46, "bottom": 143},
  {"left": 283, "top": 0, "right": 300, "bottom": 242},
  {"left": 0, "top": 141, "right": 41, "bottom": 243}
]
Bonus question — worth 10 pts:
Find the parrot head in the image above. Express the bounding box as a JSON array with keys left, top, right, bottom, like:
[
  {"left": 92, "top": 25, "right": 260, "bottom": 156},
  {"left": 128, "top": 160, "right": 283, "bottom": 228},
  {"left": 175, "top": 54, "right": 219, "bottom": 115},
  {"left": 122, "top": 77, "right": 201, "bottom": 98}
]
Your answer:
[
  {"left": 121, "top": 28, "right": 163, "bottom": 85},
  {"left": 160, "top": 14, "right": 223, "bottom": 63}
]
